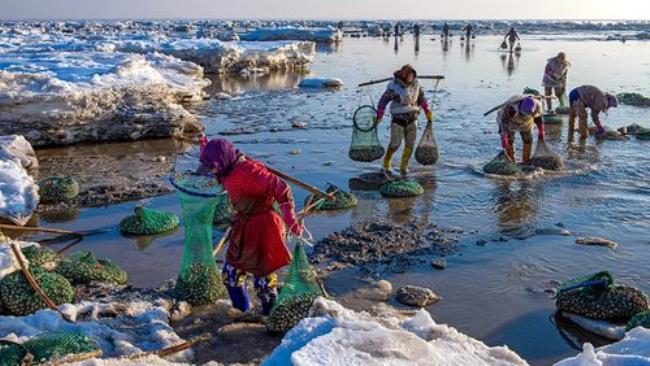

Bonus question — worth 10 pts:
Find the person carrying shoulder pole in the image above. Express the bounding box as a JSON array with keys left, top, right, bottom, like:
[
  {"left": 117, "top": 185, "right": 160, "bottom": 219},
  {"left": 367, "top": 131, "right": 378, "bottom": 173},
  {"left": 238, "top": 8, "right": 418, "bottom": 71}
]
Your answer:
[
  {"left": 543, "top": 52, "right": 571, "bottom": 113},
  {"left": 568, "top": 85, "right": 618, "bottom": 141},
  {"left": 374, "top": 65, "right": 434, "bottom": 176},
  {"left": 504, "top": 27, "right": 520, "bottom": 52},
  {"left": 497, "top": 95, "right": 545, "bottom": 164}
]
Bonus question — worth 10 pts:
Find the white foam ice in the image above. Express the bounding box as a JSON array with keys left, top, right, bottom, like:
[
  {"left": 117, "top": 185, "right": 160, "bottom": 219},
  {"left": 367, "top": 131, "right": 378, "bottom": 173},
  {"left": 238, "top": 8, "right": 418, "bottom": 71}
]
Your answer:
[
  {"left": 240, "top": 26, "right": 343, "bottom": 43},
  {"left": 262, "top": 298, "right": 527, "bottom": 366},
  {"left": 555, "top": 327, "right": 650, "bottom": 366},
  {"left": 0, "top": 159, "right": 38, "bottom": 225},
  {"left": 0, "top": 297, "right": 192, "bottom": 362}
]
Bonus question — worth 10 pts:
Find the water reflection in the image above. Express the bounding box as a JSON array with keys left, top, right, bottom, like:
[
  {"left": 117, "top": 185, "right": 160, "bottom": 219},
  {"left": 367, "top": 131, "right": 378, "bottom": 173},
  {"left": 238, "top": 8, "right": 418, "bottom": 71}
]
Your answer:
[
  {"left": 316, "top": 42, "right": 342, "bottom": 54},
  {"left": 491, "top": 180, "right": 540, "bottom": 237},
  {"left": 500, "top": 52, "right": 521, "bottom": 77},
  {"left": 207, "top": 71, "right": 306, "bottom": 94},
  {"left": 415, "top": 37, "right": 420, "bottom": 56}
]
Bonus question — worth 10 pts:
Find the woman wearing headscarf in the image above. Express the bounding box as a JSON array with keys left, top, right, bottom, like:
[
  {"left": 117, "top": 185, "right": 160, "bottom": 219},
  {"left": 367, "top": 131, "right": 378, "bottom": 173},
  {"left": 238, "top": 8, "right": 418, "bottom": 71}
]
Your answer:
[
  {"left": 497, "top": 95, "right": 545, "bottom": 164},
  {"left": 374, "top": 64, "right": 433, "bottom": 176},
  {"left": 198, "top": 138, "right": 302, "bottom": 315},
  {"left": 542, "top": 52, "right": 571, "bottom": 112}
]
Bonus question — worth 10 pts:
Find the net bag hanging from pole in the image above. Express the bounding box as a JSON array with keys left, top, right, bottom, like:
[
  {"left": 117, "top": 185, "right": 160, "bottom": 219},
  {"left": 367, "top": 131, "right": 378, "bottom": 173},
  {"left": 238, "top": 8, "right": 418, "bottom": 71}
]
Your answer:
[
  {"left": 170, "top": 172, "right": 226, "bottom": 305},
  {"left": 349, "top": 105, "right": 385, "bottom": 162},
  {"left": 267, "top": 241, "right": 324, "bottom": 333},
  {"left": 415, "top": 121, "right": 439, "bottom": 165}
]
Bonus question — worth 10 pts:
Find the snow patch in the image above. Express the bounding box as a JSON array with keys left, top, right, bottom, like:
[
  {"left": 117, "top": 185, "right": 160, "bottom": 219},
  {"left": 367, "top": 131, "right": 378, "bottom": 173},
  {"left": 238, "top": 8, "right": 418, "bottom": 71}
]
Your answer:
[
  {"left": 0, "top": 298, "right": 192, "bottom": 362},
  {"left": 263, "top": 298, "right": 527, "bottom": 366},
  {"left": 555, "top": 327, "right": 650, "bottom": 366},
  {"left": 0, "top": 241, "right": 39, "bottom": 279},
  {"left": 0, "top": 135, "right": 38, "bottom": 170}
]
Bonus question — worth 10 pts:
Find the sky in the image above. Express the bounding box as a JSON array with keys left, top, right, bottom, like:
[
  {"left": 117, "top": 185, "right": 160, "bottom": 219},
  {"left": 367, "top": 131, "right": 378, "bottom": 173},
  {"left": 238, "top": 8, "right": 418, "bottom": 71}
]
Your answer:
[{"left": 1, "top": 0, "right": 650, "bottom": 20}]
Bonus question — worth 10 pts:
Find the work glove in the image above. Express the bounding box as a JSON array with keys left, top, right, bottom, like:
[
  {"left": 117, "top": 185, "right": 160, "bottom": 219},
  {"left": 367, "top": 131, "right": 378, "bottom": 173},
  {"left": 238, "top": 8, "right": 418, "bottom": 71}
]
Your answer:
[
  {"left": 373, "top": 115, "right": 381, "bottom": 127},
  {"left": 537, "top": 123, "right": 545, "bottom": 142},
  {"left": 425, "top": 110, "right": 434, "bottom": 123},
  {"left": 596, "top": 126, "right": 606, "bottom": 135},
  {"left": 500, "top": 132, "right": 510, "bottom": 150}
]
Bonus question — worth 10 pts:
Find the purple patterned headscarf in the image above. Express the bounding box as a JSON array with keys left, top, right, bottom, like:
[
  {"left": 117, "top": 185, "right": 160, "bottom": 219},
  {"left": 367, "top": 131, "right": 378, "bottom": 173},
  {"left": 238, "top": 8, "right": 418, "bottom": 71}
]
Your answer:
[{"left": 199, "top": 138, "right": 241, "bottom": 178}]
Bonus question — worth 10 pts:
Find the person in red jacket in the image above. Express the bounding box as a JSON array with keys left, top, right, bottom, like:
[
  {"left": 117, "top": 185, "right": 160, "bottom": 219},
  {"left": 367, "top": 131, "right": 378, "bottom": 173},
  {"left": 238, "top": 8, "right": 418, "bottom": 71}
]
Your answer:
[{"left": 199, "top": 138, "right": 303, "bottom": 315}]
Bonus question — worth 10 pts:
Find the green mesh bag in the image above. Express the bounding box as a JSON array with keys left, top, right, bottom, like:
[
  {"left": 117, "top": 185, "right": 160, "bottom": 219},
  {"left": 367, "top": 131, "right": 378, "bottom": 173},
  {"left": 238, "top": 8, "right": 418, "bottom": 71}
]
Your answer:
[
  {"left": 23, "top": 333, "right": 98, "bottom": 364},
  {"left": 170, "top": 172, "right": 226, "bottom": 305},
  {"left": 530, "top": 141, "right": 563, "bottom": 171},
  {"left": 56, "top": 252, "right": 128, "bottom": 286},
  {"left": 0, "top": 267, "right": 73, "bottom": 316},
  {"left": 213, "top": 193, "right": 236, "bottom": 228},
  {"left": 306, "top": 184, "right": 357, "bottom": 211},
  {"left": 22, "top": 246, "right": 60, "bottom": 271},
  {"left": 556, "top": 286, "right": 648, "bottom": 321},
  {"left": 557, "top": 271, "right": 615, "bottom": 296},
  {"left": 627, "top": 310, "right": 650, "bottom": 331},
  {"left": 379, "top": 179, "right": 424, "bottom": 198},
  {"left": 617, "top": 93, "right": 650, "bottom": 107},
  {"left": 636, "top": 126, "right": 650, "bottom": 141},
  {"left": 523, "top": 87, "right": 541, "bottom": 96},
  {"left": 0, "top": 341, "right": 29, "bottom": 366},
  {"left": 483, "top": 151, "right": 521, "bottom": 176},
  {"left": 119, "top": 206, "right": 180, "bottom": 236},
  {"left": 267, "top": 243, "right": 324, "bottom": 333},
  {"left": 38, "top": 176, "right": 80, "bottom": 204},
  {"left": 349, "top": 105, "right": 385, "bottom": 162},
  {"left": 543, "top": 114, "right": 563, "bottom": 124}
]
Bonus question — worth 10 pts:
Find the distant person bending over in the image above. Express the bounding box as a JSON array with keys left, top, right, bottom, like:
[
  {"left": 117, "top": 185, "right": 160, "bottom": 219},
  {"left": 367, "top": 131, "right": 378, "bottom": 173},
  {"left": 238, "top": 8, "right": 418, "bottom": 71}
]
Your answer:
[
  {"left": 542, "top": 52, "right": 571, "bottom": 113},
  {"left": 198, "top": 138, "right": 303, "bottom": 315},
  {"left": 497, "top": 95, "right": 545, "bottom": 164},
  {"left": 503, "top": 27, "right": 520, "bottom": 52},
  {"left": 568, "top": 85, "right": 618, "bottom": 140},
  {"left": 374, "top": 65, "right": 434, "bottom": 176}
]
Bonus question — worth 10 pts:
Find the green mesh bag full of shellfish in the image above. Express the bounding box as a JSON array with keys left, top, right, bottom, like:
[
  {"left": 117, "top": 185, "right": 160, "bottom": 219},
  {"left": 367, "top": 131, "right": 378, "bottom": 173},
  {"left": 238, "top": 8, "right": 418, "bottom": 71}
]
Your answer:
[
  {"left": 119, "top": 206, "right": 179, "bottom": 236},
  {"left": 55, "top": 251, "right": 128, "bottom": 286},
  {"left": 348, "top": 105, "right": 385, "bottom": 163},
  {"left": 267, "top": 242, "right": 324, "bottom": 333},
  {"left": 170, "top": 172, "right": 226, "bottom": 305}
]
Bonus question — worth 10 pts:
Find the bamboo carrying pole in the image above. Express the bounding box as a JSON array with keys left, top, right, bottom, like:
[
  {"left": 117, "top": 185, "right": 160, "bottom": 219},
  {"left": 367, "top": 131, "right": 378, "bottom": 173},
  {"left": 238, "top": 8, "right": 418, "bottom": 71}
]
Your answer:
[
  {"left": 358, "top": 75, "right": 444, "bottom": 87},
  {"left": 127, "top": 334, "right": 212, "bottom": 360}
]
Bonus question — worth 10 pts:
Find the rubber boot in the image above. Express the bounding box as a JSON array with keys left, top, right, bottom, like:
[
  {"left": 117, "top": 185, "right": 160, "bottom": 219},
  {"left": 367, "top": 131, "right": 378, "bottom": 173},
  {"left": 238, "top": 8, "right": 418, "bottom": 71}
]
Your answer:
[
  {"left": 400, "top": 146, "right": 413, "bottom": 176},
  {"left": 383, "top": 146, "right": 397, "bottom": 172},
  {"left": 522, "top": 143, "right": 532, "bottom": 165},
  {"left": 505, "top": 145, "right": 515, "bottom": 162}
]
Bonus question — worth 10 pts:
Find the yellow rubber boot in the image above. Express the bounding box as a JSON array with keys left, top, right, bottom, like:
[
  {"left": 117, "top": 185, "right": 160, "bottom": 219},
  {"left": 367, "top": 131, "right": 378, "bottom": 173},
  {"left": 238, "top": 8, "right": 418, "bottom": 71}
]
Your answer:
[
  {"left": 522, "top": 143, "right": 532, "bottom": 165},
  {"left": 383, "top": 146, "right": 397, "bottom": 171},
  {"left": 400, "top": 146, "right": 413, "bottom": 176},
  {"left": 506, "top": 145, "right": 516, "bottom": 162}
]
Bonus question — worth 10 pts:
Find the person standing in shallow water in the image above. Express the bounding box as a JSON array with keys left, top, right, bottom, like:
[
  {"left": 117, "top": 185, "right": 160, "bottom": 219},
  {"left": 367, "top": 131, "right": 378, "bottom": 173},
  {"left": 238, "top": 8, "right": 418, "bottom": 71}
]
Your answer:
[
  {"left": 497, "top": 95, "right": 545, "bottom": 164},
  {"left": 374, "top": 65, "right": 434, "bottom": 176},
  {"left": 568, "top": 85, "right": 619, "bottom": 141},
  {"left": 198, "top": 138, "right": 303, "bottom": 315},
  {"left": 503, "top": 27, "right": 520, "bottom": 52},
  {"left": 543, "top": 52, "right": 571, "bottom": 113}
]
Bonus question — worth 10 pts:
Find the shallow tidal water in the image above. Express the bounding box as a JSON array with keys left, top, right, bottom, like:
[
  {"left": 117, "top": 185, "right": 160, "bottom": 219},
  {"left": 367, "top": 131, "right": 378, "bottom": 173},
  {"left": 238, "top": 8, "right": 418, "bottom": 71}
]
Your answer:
[{"left": 32, "top": 35, "right": 650, "bottom": 365}]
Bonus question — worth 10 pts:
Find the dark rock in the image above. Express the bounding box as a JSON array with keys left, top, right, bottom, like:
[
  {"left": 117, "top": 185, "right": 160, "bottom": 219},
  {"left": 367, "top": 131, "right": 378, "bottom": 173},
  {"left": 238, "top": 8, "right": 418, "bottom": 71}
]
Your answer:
[
  {"left": 431, "top": 259, "right": 447, "bottom": 270},
  {"left": 396, "top": 285, "right": 441, "bottom": 307}
]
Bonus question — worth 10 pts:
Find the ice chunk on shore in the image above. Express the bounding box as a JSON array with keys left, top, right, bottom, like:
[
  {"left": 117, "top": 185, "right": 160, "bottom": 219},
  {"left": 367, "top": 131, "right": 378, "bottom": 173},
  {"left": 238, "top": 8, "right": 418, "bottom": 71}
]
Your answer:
[
  {"left": 298, "top": 78, "right": 344, "bottom": 89},
  {"left": 555, "top": 327, "right": 650, "bottom": 366},
  {"left": 0, "top": 135, "right": 38, "bottom": 169},
  {"left": 117, "top": 39, "right": 316, "bottom": 74},
  {"left": 0, "top": 52, "right": 207, "bottom": 147},
  {"left": 0, "top": 160, "right": 38, "bottom": 225},
  {"left": 0, "top": 298, "right": 192, "bottom": 362},
  {"left": 240, "top": 27, "right": 343, "bottom": 43},
  {"left": 263, "top": 298, "right": 527, "bottom": 366}
]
